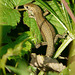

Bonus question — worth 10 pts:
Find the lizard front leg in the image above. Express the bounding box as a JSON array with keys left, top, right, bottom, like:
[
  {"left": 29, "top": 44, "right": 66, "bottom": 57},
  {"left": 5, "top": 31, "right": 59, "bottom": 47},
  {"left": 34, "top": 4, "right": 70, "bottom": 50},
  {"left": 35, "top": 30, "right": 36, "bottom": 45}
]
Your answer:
[
  {"left": 54, "top": 33, "right": 67, "bottom": 44},
  {"left": 35, "top": 42, "right": 47, "bottom": 48}
]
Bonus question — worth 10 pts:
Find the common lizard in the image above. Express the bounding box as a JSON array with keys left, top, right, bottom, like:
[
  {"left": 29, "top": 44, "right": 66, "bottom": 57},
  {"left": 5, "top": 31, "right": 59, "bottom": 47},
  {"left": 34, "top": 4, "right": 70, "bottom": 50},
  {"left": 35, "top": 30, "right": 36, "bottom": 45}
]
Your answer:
[{"left": 24, "top": 3, "right": 56, "bottom": 57}]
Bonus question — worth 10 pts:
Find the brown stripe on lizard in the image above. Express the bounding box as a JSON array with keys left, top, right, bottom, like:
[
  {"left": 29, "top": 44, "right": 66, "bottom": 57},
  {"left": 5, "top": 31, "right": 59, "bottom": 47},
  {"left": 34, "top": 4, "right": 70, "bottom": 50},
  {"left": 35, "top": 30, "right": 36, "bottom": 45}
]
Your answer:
[{"left": 24, "top": 3, "right": 56, "bottom": 57}]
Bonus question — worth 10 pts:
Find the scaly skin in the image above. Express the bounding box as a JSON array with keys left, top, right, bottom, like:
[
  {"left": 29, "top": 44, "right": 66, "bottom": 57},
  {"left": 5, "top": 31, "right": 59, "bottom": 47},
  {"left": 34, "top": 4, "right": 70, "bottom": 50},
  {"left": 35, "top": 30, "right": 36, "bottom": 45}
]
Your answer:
[{"left": 24, "top": 3, "right": 56, "bottom": 57}]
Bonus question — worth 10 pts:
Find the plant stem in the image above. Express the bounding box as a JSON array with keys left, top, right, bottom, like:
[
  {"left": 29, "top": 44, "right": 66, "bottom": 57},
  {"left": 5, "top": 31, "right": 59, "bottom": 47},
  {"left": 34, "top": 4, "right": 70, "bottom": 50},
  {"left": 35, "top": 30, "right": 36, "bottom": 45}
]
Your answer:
[{"left": 61, "top": 0, "right": 75, "bottom": 22}]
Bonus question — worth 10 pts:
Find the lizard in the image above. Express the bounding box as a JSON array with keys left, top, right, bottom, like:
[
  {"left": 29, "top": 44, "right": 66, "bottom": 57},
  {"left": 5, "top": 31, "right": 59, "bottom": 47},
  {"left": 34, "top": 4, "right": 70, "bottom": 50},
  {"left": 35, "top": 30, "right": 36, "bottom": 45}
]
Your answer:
[{"left": 24, "top": 3, "right": 64, "bottom": 57}]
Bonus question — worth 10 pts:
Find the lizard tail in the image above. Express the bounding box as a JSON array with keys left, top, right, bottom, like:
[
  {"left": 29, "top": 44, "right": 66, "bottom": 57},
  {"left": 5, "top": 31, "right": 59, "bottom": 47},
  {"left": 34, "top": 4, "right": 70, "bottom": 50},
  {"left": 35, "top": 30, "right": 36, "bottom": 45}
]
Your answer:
[{"left": 46, "top": 45, "right": 55, "bottom": 57}]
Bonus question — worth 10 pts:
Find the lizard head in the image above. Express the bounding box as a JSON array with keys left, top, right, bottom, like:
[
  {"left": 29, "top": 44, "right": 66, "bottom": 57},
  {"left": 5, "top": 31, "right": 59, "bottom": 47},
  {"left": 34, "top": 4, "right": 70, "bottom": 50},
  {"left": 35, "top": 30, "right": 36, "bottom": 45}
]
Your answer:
[{"left": 24, "top": 3, "right": 42, "bottom": 17}]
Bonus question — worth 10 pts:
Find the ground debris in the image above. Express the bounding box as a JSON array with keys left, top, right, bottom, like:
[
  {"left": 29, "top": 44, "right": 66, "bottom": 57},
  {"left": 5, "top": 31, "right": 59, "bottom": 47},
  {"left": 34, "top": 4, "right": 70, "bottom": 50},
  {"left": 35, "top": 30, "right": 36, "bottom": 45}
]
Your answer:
[{"left": 30, "top": 53, "right": 66, "bottom": 72}]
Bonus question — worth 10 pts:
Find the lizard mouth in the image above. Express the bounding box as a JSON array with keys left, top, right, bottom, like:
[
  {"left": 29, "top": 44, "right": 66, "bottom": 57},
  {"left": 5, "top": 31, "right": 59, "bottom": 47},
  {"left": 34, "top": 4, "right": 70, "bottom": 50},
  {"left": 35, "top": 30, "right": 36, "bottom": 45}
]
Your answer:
[
  {"left": 24, "top": 5, "right": 28, "bottom": 10},
  {"left": 24, "top": 5, "right": 34, "bottom": 17}
]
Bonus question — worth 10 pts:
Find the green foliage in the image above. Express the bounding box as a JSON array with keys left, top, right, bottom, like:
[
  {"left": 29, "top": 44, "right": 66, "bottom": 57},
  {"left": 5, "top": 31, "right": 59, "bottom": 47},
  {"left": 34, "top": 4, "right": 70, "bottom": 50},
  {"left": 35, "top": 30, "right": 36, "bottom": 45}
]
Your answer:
[
  {"left": 0, "top": 31, "right": 32, "bottom": 58},
  {"left": 0, "top": 0, "right": 75, "bottom": 75},
  {"left": 23, "top": 11, "right": 42, "bottom": 44},
  {"left": 0, "top": 0, "right": 20, "bottom": 43},
  {"left": 6, "top": 59, "right": 30, "bottom": 75},
  {"left": 0, "top": 0, "right": 20, "bottom": 25},
  {"left": 2, "top": 26, "right": 12, "bottom": 43},
  {"left": 0, "top": 31, "right": 33, "bottom": 74},
  {"left": 0, "top": 0, "right": 33, "bottom": 44},
  {"left": 10, "top": 0, "right": 33, "bottom": 6},
  {"left": 38, "top": 71, "right": 44, "bottom": 75},
  {"left": 47, "top": 71, "right": 58, "bottom": 75},
  {"left": 6, "top": 59, "right": 37, "bottom": 75},
  {"left": 59, "top": 67, "right": 69, "bottom": 75},
  {"left": 68, "top": 61, "right": 75, "bottom": 75},
  {"left": 54, "top": 0, "right": 75, "bottom": 58}
]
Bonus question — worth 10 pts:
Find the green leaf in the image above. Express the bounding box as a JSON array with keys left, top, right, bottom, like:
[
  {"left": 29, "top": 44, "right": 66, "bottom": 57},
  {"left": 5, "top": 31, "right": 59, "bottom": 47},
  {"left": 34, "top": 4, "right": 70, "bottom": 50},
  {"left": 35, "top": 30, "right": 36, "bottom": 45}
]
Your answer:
[
  {"left": 0, "top": 31, "right": 31, "bottom": 58},
  {"left": 23, "top": 11, "right": 42, "bottom": 44},
  {"left": 68, "top": 61, "right": 75, "bottom": 75},
  {"left": 17, "top": 0, "right": 33, "bottom": 6},
  {"left": 54, "top": 35, "right": 73, "bottom": 58},
  {"left": 59, "top": 67, "right": 69, "bottom": 75},
  {"left": 22, "top": 41, "right": 31, "bottom": 52},
  {"left": 0, "top": 0, "right": 14, "bottom": 9},
  {"left": 47, "top": 71, "right": 58, "bottom": 75},
  {"left": 6, "top": 59, "right": 30, "bottom": 75},
  {"left": 68, "top": 40, "right": 75, "bottom": 64},
  {"left": 2, "top": 26, "right": 12, "bottom": 43},
  {"left": 0, "top": 1, "right": 21, "bottom": 26},
  {"left": 10, "top": 0, "right": 33, "bottom": 6},
  {"left": 0, "top": 26, "right": 2, "bottom": 46},
  {"left": 53, "top": 0, "right": 65, "bottom": 21},
  {"left": 38, "top": 71, "right": 44, "bottom": 75},
  {"left": 62, "top": 4, "right": 73, "bottom": 33}
]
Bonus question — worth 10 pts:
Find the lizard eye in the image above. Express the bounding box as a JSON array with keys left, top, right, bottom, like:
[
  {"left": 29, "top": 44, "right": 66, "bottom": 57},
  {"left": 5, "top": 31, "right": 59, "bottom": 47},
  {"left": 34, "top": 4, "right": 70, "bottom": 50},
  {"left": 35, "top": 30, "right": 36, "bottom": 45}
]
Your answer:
[{"left": 26, "top": 6, "right": 28, "bottom": 9}]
